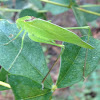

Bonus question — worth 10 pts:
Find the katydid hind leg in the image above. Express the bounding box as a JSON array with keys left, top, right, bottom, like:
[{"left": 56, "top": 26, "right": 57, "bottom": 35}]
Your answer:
[
  {"left": 3, "top": 29, "right": 23, "bottom": 46},
  {"left": 8, "top": 32, "right": 27, "bottom": 71},
  {"left": 41, "top": 47, "right": 65, "bottom": 89},
  {"left": 83, "top": 27, "right": 90, "bottom": 79},
  {"left": 28, "top": 34, "right": 64, "bottom": 48}
]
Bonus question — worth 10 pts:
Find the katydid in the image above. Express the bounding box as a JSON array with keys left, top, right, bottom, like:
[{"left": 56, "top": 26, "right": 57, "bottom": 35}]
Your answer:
[{"left": 3, "top": 16, "right": 94, "bottom": 88}]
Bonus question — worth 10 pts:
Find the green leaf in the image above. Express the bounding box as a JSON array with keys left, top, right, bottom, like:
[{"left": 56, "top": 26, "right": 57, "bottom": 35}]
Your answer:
[
  {"left": 4, "top": 0, "right": 28, "bottom": 9},
  {"left": 0, "top": 20, "right": 53, "bottom": 89},
  {"left": 19, "top": 8, "right": 45, "bottom": 19},
  {"left": 16, "top": 16, "right": 94, "bottom": 49},
  {"left": 83, "top": 5, "right": 100, "bottom": 22},
  {"left": 56, "top": 36, "right": 100, "bottom": 88},
  {"left": 0, "top": 67, "right": 9, "bottom": 90},
  {"left": 8, "top": 74, "right": 52, "bottom": 100},
  {"left": 0, "top": 15, "right": 3, "bottom": 19},
  {"left": 15, "top": 0, "right": 28, "bottom": 9},
  {"left": 44, "top": 0, "right": 69, "bottom": 15},
  {"left": 72, "top": 6, "right": 89, "bottom": 36},
  {"left": 0, "top": 67, "right": 8, "bottom": 81},
  {"left": 29, "top": 0, "right": 43, "bottom": 9},
  {"left": 0, "top": 0, "right": 8, "bottom": 1}
]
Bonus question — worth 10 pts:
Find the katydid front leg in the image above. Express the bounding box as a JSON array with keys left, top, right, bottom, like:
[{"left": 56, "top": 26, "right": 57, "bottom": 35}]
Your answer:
[
  {"left": 8, "top": 32, "right": 27, "bottom": 71},
  {"left": 3, "top": 29, "right": 23, "bottom": 46}
]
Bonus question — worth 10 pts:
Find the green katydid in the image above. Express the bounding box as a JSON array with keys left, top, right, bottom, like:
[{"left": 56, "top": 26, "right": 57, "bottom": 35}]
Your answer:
[{"left": 3, "top": 16, "right": 94, "bottom": 88}]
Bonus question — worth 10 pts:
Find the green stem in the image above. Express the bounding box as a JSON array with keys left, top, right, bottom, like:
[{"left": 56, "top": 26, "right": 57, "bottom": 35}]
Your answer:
[
  {"left": 0, "top": 81, "right": 11, "bottom": 88},
  {"left": 37, "top": 10, "right": 48, "bottom": 13},
  {"left": 0, "top": 7, "right": 47, "bottom": 13},
  {"left": 77, "top": 7, "right": 100, "bottom": 16},
  {"left": 80, "top": 4, "right": 100, "bottom": 8},
  {"left": 0, "top": 7, "right": 21, "bottom": 12},
  {"left": 40, "top": 0, "right": 69, "bottom": 8}
]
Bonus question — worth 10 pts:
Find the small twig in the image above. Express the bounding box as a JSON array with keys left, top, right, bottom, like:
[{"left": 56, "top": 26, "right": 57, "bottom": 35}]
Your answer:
[
  {"left": 40, "top": 0, "right": 69, "bottom": 8},
  {"left": 77, "top": 7, "right": 100, "bottom": 16},
  {"left": 0, "top": 7, "right": 21, "bottom": 12},
  {"left": 80, "top": 4, "right": 100, "bottom": 7}
]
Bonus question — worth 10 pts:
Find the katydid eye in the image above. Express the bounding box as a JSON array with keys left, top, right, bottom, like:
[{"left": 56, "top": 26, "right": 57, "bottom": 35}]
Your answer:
[{"left": 25, "top": 16, "right": 36, "bottom": 22}]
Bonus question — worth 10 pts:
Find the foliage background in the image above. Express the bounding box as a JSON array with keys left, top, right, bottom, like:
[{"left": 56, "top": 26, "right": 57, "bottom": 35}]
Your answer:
[{"left": 0, "top": 0, "right": 100, "bottom": 100}]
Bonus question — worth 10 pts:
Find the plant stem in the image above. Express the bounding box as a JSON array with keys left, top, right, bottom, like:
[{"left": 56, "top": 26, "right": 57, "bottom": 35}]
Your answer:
[
  {"left": 80, "top": 4, "right": 100, "bottom": 8},
  {"left": 37, "top": 10, "right": 48, "bottom": 13},
  {"left": 0, "top": 7, "right": 21, "bottom": 12},
  {"left": 42, "top": 47, "right": 65, "bottom": 84},
  {"left": 77, "top": 7, "right": 100, "bottom": 16},
  {"left": 40, "top": 0, "right": 69, "bottom": 8},
  {"left": 0, "top": 7, "right": 47, "bottom": 13},
  {"left": 0, "top": 81, "right": 11, "bottom": 88}
]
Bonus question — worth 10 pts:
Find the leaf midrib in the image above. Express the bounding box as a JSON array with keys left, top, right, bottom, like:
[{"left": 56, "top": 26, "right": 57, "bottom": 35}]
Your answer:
[
  {"left": 23, "top": 91, "right": 51, "bottom": 99},
  {"left": 57, "top": 47, "right": 82, "bottom": 86}
]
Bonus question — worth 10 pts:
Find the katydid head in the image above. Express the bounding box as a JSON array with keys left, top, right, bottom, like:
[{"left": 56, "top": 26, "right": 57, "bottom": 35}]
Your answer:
[{"left": 16, "top": 16, "right": 35, "bottom": 29}]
